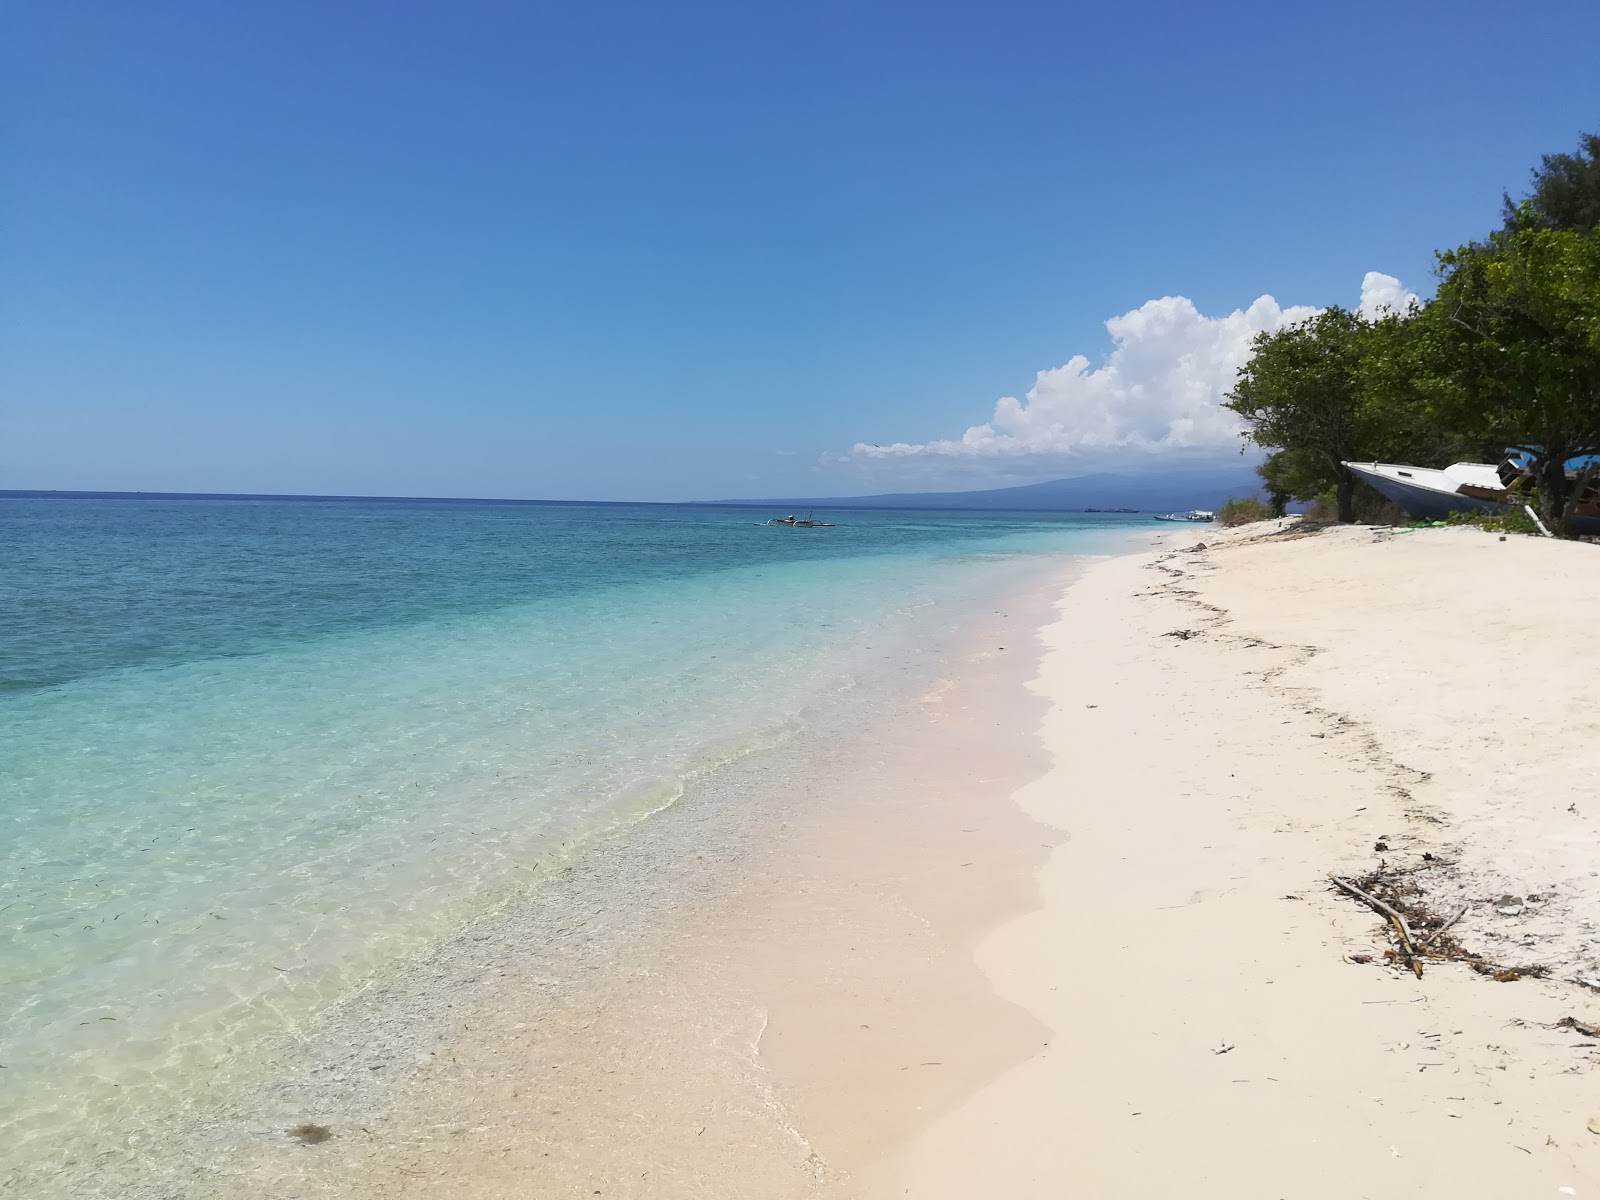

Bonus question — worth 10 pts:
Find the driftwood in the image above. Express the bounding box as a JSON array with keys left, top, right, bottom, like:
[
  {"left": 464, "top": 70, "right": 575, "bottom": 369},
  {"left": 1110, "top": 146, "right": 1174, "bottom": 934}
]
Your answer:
[
  {"left": 1334, "top": 874, "right": 1558, "bottom": 985},
  {"left": 1331, "top": 875, "right": 1424, "bottom": 978}
]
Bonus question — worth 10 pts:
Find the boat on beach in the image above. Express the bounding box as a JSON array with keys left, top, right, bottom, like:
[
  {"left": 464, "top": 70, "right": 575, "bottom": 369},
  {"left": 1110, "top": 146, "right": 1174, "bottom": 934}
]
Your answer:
[
  {"left": 754, "top": 512, "right": 836, "bottom": 528},
  {"left": 1152, "top": 509, "right": 1215, "bottom": 523},
  {"left": 1343, "top": 459, "right": 1600, "bottom": 535}
]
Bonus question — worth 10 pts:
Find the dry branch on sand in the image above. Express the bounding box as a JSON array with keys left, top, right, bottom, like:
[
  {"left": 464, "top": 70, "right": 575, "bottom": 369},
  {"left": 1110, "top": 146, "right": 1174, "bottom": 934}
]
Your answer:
[{"left": 1329, "top": 872, "right": 1553, "bottom": 983}]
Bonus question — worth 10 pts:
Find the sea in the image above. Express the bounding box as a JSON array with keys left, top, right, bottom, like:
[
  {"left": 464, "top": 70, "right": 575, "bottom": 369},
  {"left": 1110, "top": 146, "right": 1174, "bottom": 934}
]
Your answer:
[{"left": 0, "top": 493, "right": 1140, "bottom": 1182}]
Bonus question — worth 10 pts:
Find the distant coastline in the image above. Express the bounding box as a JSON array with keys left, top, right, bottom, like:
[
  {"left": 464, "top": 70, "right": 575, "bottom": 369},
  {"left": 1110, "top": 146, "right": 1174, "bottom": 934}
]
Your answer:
[{"left": 1, "top": 482, "right": 1243, "bottom": 514}]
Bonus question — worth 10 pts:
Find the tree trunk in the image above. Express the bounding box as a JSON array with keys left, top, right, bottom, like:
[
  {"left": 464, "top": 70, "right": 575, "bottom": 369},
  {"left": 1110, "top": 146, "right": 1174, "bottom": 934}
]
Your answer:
[
  {"left": 1335, "top": 467, "right": 1357, "bottom": 523},
  {"left": 1535, "top": 452, "right": 1570, "bottom": 535},
  {"left": 1561, "top": 461, "right": 1599, "bottom": 536}
]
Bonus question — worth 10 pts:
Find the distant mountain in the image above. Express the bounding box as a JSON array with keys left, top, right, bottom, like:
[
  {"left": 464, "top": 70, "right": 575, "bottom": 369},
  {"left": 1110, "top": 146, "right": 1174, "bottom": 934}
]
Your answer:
[{"left": 718, "top": 464, "right": 1264, "bottom": 512}]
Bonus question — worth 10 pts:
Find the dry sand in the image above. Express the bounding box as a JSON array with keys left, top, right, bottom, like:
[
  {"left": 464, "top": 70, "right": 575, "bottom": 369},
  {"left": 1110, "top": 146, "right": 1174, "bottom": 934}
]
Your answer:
[{"left": 872, "top": 522, "right": 1600, "bottom": 1199}]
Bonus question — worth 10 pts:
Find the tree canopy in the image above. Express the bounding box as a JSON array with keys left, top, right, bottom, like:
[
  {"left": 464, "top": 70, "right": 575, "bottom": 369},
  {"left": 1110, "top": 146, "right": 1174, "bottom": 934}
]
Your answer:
[
  {"left": 1428, "top": 216, "right": 1600, "bottom": 529},
  {"left": 1501, "top": 132, "right": 1600, "bottom": 234},
  {"left": 1226, "top": 309, "right": 1382, "bottom": 523}
]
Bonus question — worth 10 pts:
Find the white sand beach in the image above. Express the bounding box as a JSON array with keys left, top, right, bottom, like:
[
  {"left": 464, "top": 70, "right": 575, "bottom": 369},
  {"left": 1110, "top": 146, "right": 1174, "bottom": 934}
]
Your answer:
[{"left": 873, "top": 522, "right": 1600, "bottom": 1198}]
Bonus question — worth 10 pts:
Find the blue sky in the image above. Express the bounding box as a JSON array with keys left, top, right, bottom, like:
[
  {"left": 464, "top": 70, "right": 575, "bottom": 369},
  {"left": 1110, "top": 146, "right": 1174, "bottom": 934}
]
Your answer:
[{"left": 4, "top": 1, "right": 1598, "bottom": 501}]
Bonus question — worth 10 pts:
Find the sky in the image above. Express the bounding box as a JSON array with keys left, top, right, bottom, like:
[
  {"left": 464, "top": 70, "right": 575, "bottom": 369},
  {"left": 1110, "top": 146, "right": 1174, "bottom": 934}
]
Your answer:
[{"left": 4, "top": 1, "right": 1599, "bottom": 502}]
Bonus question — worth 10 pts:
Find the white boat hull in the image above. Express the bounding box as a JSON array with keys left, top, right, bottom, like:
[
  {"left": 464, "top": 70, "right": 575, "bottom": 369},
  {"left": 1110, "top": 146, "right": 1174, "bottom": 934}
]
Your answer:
[{"left": 1343, "top": 461, "right": 1600, "bottom": 534}]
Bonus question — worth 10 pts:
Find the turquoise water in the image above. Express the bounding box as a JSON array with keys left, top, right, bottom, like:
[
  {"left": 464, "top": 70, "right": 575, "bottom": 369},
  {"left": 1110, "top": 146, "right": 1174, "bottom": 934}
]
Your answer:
[{"left": 0, "top": 495, "right": 1136, "bottom": 1171}]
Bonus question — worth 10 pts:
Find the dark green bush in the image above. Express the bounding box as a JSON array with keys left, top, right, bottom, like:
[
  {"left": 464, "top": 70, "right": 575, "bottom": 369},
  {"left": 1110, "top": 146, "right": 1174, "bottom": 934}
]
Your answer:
[{"left": 1217, "top": 496, "right": 1273, "bottom": 527}]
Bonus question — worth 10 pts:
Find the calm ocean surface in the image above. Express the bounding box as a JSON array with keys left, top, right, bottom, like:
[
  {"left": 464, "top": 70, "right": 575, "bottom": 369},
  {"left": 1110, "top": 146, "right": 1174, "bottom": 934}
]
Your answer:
[{"left": 0, "top": 494, "right": 1138, "bottom": 1169}]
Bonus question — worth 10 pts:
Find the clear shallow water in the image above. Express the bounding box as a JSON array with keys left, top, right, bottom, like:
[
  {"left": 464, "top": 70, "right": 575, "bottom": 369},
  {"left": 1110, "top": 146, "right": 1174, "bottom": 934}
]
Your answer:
[{"left": 0, "top": 495, "right": 1137, "bottom": 1170}]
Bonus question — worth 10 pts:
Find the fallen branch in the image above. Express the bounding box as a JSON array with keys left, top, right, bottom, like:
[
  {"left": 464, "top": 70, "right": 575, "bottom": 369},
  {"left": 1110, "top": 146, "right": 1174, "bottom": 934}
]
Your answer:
[{"left": 1331, "top": 875, "right": 1424, "bottom": 978}]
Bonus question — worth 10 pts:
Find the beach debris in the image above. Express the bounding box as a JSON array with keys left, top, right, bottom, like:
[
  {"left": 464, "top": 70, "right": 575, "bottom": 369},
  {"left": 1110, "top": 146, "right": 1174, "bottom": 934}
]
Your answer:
[
  {"left": 1333, "top": 871, "right": 1556, "bottom": 985},
  {"left": 1425, "top": 906, "right": 1470, "bottom": 949},
  {"left": 288, "top": 1123, "right": 333, "bottom": 1145},
  {"left": 1331, "top": 876, "right": 1424, "bottom": 978},
  {"left": 1496, "top": 895, "right": 1525, "bottom": 916},
  {"left": 1212, "top": 1041, "right": 1235, "bottom": 1055},
  {"left": 1163, "top": 629, "right": 1200, "bottom": 640},
  {"left": 1589, "top": 1118, "right": 1600, "bottom": 1135},
  {"left": 1474, "top": 962, "right": 1547, "bottom": 982},
  {"left": 1557, "top": 1017, "right": 1600, "bottom": 1038}
]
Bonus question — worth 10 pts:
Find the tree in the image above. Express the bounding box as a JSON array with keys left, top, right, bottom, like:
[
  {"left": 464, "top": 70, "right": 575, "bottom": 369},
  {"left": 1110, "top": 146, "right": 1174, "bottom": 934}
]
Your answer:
[
  {"left": 1257, "top": 447, "right": 1334, "bottom": 516},
  {"left": 1502, "top": 132, "right": 1600, "bottom": 234},
  {"left": 1226, "top": 308, "right": 1424, "bottom": 523},
  {"left": 1429, "top": 214, "right": 1600, "bottom": 533}
]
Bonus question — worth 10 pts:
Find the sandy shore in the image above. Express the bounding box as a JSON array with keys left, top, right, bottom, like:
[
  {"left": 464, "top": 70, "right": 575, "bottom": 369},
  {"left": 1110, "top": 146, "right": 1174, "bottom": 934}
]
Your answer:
[{"left": 873, "top": 522, "right": 1600, "bottom": 1198}]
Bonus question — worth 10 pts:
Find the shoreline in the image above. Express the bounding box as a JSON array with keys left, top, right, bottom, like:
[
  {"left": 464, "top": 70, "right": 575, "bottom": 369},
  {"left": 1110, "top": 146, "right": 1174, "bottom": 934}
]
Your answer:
[
  {"left": 874, "top": 522, "right": 1600, "bottom": 1197},
  {"left": 57, "top": 516, "right": 1599, "bottom": 1198},
  {"left": 68, "top": 549, "right": 1109, "bottom": 1199}
]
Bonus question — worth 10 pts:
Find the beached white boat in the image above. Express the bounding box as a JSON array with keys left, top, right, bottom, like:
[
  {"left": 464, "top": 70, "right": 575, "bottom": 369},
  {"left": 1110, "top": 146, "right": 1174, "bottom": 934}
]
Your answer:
[
  {"left": 1343, "top": 459, "right": 1600, "bottom": 535},
  {"left": 1152, "top": 509, "right": 1215, "bottom": 523},
  {"left": 1342, "top": 462, "right": 1508, "bottom": 519},
  {"left": 754, "top": 512, "right": 836, "bottom": 528}
]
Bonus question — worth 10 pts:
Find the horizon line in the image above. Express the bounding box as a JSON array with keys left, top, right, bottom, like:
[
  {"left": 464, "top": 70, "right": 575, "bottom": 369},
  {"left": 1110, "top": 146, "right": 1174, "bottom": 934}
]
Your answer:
[{"left": 0, "top": 488, "right": 1173, "bottom": 515}]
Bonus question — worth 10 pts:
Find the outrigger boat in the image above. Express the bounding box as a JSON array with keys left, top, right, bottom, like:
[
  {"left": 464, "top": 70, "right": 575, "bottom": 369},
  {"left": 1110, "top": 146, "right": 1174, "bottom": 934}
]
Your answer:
[
  {"left": 1152, "top": 509, "right": 1215, "bottom": 523},
  {"left": 755, "top": 512, "right": 836, "bottom": 528}
]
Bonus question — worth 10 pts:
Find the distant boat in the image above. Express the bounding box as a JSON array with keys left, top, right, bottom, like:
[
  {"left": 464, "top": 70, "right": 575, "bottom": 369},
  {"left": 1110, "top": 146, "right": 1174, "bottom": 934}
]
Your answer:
[
  {"left": 1152, "top": 509, "right": 1215, "bottom": 523},
  {"left": 1343, "top": 460, "right": 1600, "bottom": 534},
  {"left": 754, "top": 512, "right": 836, "bottom": 528}
]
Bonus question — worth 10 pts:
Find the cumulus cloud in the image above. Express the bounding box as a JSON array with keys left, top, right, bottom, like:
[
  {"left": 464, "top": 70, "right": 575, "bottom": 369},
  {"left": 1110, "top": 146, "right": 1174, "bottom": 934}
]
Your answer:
[
  {"left": 1357, "top": 271, "right": 1419, "bottom": 319},
  {"left": 845, "top": 273, "right": 1414, "bottom": 475}
]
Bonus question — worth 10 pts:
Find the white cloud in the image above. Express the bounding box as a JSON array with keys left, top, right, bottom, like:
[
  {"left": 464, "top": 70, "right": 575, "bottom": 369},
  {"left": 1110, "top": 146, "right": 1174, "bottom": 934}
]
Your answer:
[
  {"left": 1357, "top": 271, "right": 1419, "bottom": 319},
  {"left": 845, "top": 274, "right": 1412, "bottom": 475}
]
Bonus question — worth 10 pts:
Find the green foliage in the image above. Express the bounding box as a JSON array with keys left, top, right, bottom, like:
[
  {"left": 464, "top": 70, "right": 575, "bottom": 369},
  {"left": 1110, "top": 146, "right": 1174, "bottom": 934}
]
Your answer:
[
  {"left": 1442, "top": 506, "right": 1540, "bottom": 536},
  {"left": 1225, "top": 308, "right": 1445, "bottom": 522},
  {"left": 1257, "top": 447, "right": 1333, "bottom": 514},
  {"left": 1501, "top": 132, "right": 1600, "bottom": 234},
  {"left": 1225, "top": 308, "right": 1371, "bottom": 523},
  {"left": 1217, "top": 496, "right": 1273, "bottom": 527},
  {"left": 1427, "top": 216, "right": 1600, "bottom": 531}
]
